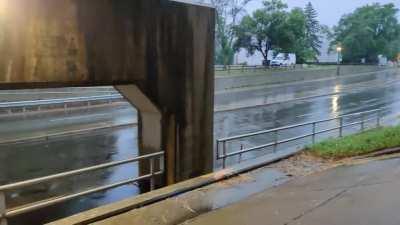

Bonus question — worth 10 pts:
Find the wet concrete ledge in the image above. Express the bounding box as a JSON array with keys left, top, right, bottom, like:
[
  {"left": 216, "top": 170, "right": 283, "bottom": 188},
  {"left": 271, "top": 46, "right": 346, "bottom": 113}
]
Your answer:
[{"left": 48, "top": 149, "right": 299, "bottom": 225}]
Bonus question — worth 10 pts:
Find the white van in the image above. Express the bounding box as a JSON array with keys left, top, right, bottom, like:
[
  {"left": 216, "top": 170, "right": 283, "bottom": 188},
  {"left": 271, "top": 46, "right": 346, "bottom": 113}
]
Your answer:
[{"left": 270, "top": 53, "right": 296, "bottom": 67}]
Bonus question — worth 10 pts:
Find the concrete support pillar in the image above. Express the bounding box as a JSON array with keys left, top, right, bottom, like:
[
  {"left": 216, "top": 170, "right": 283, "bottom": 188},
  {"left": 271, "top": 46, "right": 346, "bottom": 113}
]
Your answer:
[{"left": 115, "top": 85, "right": 163, "bottom": 190}]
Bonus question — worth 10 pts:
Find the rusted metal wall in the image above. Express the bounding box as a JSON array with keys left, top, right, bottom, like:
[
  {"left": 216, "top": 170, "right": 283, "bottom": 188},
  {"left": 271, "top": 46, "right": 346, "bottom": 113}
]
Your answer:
[{"left": 0, "top": 0, "right": 215, "bottom": 182}]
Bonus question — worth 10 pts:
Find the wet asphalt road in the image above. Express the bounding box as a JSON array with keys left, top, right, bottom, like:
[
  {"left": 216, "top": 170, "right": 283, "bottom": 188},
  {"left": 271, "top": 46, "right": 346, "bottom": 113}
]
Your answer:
[{"left": 1, "top": 68, "right": 400, "bottom": 224}]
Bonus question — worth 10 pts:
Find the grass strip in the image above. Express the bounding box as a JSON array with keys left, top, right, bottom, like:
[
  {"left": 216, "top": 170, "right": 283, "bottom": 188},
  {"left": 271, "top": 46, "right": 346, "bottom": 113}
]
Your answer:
[{"left": 307, "top": 125, "right": 400, "bottom": 159}]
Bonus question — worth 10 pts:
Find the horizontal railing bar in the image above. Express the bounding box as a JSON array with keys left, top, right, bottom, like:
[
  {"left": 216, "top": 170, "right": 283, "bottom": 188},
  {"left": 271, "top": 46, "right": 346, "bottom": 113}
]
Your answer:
[
  {"left": 220, "top": 115, "right": 381, "bottom": 159},
  {"left": 217, "top": 109, "right": 382, "bottom": 142},
  {"left": 4, "top": 171, "right": 163, "bottom": 218},
  {"left": 341, "top": 121, "right": 364, "bottom": 129},
  {"left": 314, "top": 126, "right": 341, "bottom": 135},
  {"left": 218, "top": 122, "right": 322, "bottom": 142},
  {"left": 223, "top": 142, "right": 276, "bottom": 158},
  {"left": 276, "top": 133, "right": 314, "bottom": 145},
  {"left": 0, "top": 151, "right": 164, "bottom": 191},
  {"left": 0, "top": 94, "right": 124, "bottom": 109},
  {"left": 223, "top": 133, "right": 314, "bottom": 159}
]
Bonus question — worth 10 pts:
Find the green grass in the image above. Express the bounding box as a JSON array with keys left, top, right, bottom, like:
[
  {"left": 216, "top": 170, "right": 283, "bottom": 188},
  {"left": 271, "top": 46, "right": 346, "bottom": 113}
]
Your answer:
[{"left": 307, "top": 125, "right": 400, "bottom": 159}]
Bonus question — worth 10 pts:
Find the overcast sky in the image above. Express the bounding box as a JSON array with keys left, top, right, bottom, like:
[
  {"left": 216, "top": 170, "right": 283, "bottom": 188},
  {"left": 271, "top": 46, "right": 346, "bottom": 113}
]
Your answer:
[{"left": 246, "top": 0, "right": 400, "bottom": 27}]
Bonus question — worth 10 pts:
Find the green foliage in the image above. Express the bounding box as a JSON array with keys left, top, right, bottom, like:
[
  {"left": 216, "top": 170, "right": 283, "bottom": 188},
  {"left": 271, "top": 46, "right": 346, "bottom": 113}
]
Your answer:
[
  {"left": 331, "top": 3, "right": 400, "bottom": 63},
  {"left": 304, "top": 2, "right": 322, "bottom": 60},
  {"left": 211, "top": 0, "right": 251, "bottom": 66},
  {"left": 233, "top": 0, "right": 322, "bottom": 63},
  {"left": 308, "top": 125, "right": 400, "bottom": 159}
]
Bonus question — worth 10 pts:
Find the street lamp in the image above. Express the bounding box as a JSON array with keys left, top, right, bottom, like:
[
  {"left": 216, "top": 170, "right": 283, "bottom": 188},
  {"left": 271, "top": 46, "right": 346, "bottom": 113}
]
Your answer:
[
  {"left": 336, "top": 46, "right": 342, "bottom": 75},
  {"left": 336, "top": 46, "right": 342, "bottom": 64}
]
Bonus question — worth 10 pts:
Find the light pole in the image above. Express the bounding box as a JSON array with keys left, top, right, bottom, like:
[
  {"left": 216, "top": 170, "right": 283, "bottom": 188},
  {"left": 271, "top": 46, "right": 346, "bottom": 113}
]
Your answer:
[{"left": 336, "top": 46, "right": 342, "bottom": 75}]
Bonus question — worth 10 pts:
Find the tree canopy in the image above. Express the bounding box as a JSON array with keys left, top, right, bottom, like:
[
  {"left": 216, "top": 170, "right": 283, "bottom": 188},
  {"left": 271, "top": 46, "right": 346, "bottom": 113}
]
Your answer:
[
  {"left": 304, "top": 2, "right": 322, "bottom": 59},
  {"left": 233, "top": 0, "right": 322, "bottom": 63},
  {"left": 331, "top": 3, "right": 400, "bottom": 63},
  {"left": 206, "top": 0, "right": 251, "bottom": 66}
]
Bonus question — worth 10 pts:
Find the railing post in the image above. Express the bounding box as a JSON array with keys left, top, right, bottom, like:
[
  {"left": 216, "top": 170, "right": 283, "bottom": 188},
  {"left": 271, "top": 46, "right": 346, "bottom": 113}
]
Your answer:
[
  {"left": 312, "top": 122, "right": 316, "bottom": 144},
  {"left": 216, "top": 140, "right": 220, "bottom": 160},
  {"left": 273, "top": 130, "right": 278, "bottom": 153},
  {"left": 159, "top": 154, "right": 165, "bottom": 173},
  {"left": 149, "top": 157, "right": 155, "bottom": 191},
  {"left": 0, "top": 192, "right": 7, "bottom": 225},
  {"left": 238, "top": 144, "right": 243, "bottom": 163},
  {"left": 222, "top": 141, "right": 227, "bottom": 169},
  {"left": 339, "top": 117, "right": 344, "bottom": 138}
]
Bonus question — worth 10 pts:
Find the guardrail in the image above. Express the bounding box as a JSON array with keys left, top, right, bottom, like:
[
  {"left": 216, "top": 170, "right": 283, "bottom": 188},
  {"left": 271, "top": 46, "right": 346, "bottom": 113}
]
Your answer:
[
  {"left": 215, "top": 64, "right": 296, "bottom": 73},
  {"left": 216, "top": 108, "right": 384, "bottom": 168},
  {"left": 0, "top": 94, "right": 125, "bottom": 116},
  {"left": 0, "top": 151, "right": 164, "bottom": 225}
]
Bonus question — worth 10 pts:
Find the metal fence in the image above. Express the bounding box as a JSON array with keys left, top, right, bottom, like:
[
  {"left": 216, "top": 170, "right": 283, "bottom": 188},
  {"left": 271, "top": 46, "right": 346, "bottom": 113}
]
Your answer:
[
  {"left": 0, "top": 94, "right": 125, "bottom": 116},
  {"left": 0, "top": 151, "right": 164, "bottom": 225},
  {"left": 215, "top": 64, "right": 296, "bottom": 73},
  {"left": 216, "top": 108, "right": 384, "bottom": 168}
]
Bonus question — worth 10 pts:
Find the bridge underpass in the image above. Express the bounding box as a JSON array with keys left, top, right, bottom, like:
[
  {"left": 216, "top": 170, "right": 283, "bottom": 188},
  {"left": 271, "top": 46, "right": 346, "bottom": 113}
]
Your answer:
[
  {"left": 1, "top": 0, "right": 400, "bottom": 224},
  {"left": 0, "top": 0, "right": 215, "bottom": 224}
]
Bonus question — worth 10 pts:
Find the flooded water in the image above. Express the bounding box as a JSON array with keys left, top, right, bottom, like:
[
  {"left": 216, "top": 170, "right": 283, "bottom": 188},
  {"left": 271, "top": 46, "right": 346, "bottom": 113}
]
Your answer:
[{"left": 1, "top": 69, "right": 400, "bottom": 224}]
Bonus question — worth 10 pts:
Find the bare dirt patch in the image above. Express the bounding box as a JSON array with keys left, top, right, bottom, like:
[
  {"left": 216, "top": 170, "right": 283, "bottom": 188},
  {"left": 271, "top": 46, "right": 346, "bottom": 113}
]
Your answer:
[{"left": 267, "top": 152, "right": 347, "bottom": 177}]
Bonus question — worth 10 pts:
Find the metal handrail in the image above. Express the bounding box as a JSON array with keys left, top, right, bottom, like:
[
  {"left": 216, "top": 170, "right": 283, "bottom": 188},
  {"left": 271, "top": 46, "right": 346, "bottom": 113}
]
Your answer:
[
  {"left": 218, "top": 108, "right": 381, "bottom": 142},
  {"left": 0, "top": 151, "right": 164, "bottom": 224},
  {"left": 217, "top": 108, "right": 384, "bottom": 168}
]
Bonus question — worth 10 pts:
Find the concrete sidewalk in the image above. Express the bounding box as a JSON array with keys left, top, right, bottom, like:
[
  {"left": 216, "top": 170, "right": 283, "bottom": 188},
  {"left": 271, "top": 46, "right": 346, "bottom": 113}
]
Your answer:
[{"left": 181, "top": 156, "right": 400, "bottom": 225}]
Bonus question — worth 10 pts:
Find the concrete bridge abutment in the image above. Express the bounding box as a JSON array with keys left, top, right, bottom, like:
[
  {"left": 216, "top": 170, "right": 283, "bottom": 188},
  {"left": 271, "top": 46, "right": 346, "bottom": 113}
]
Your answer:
[{"left": 0, "top": 0, "right": 216, "bottom": 187}]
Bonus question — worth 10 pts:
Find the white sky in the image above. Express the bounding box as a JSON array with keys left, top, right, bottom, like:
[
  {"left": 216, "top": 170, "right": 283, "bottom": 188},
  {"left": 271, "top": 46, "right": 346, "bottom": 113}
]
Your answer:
[{"left": 246, "top": 0, "right": 400, "bottom": 27}]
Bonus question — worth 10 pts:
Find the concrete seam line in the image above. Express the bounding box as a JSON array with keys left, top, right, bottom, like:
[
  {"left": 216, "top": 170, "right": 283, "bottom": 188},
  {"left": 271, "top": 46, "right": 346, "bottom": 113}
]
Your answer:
[{"left": 49, "top": 150, "right": 299, "bottom": 225}]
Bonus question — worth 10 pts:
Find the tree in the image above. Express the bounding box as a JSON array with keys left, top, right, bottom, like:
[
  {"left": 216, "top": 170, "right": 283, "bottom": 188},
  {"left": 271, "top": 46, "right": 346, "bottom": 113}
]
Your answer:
[
  {"left": 233, "top": 0, "right": 287, "bottom": 61},
  {"left": 200, "top": 0, "right": 251, "bottom": 66},
  {"left": 331, "top": 3, "right": 400, "bottom": 63},
  {"left": 233, "top": 0, "right": 314, "bottom": 63},
  {"left": 304, "top": 2, "right": 322, "bottom": 60}
]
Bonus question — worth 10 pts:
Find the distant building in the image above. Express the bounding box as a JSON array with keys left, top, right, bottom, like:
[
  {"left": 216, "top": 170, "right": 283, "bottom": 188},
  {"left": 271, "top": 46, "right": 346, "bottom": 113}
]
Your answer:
[
  {"left": 317, "top": 35, "right": 338, "bottom": 63},
  {"left": 234, "top": 49, "right": 264, "bottom": 65}
]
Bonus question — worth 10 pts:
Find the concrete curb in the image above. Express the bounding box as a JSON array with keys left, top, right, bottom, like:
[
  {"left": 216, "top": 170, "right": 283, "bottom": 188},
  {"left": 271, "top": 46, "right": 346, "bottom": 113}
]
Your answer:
[
  {"left": 0, "top": 122, "right": 137, "bottom": 145},
  {"left": 48, "top": 149, "right": 299, "bottom": 225},
  {"left": 356, "top": 147, "right": 400, "bottom": 159}
]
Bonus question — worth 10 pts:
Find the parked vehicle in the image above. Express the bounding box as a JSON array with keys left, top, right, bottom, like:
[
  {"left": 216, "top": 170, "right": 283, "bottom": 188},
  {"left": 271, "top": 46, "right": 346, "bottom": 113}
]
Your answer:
[
  {"left": 378, "top": 55, "right": 388, "bottom": 66},
  {"left": 270, "top": 53, "right": 296, "bottom": 67}
]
